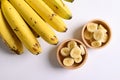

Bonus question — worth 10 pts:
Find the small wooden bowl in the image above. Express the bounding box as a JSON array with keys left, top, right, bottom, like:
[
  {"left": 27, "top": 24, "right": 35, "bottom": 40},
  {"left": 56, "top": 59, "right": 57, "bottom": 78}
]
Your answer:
[
  {"left": 57, "top": 39, "right": 88, "bottom": 69},
  {"left": 82, "top": 19, "right": 112, "bottom": 48}
]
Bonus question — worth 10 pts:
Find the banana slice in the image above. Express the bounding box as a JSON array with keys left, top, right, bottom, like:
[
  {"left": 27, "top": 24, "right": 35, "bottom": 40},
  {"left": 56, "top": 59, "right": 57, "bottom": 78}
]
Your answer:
[
  {"left": 101, "top": 33, "right": 108, "bottom": 43},
  {"left": 93, "top": 30, "right": 104, "bottom": 41},
  {"left": 79, "top": 45, "right": 85, "bottom": 55},
  {"left": 67, "top": 40, "right": 77, "bottom": 49},
  {"left": 89, "top": 37, "right": 95, "bottom": 43},
  {"left": 87, "top": 23, "right": 98, "bottom": 32},
  {"left": 63, "top": 57, "right": 74, "bottom": 66},
  {"left": 60, "top": 47, "right": 70, "bottom": 57},
  {"left": 91, "top": 41, "right": 102, "bottom": 47},
  {"left": 74, "top": 56, "right": 82, "bottom": 63},
  {"left": 70, "top": 47, "right": 81, "bottom": 58},
  {"left": 98, "top": 24, "right": 107, "bottom": 33},
  {"left": 84, "top": 30, "right": 93, "bottom": 40}
]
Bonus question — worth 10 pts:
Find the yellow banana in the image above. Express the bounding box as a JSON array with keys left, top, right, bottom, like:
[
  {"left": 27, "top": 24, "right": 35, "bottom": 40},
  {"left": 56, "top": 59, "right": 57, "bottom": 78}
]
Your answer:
[
  {"left": 1, "top": 0, "right": 41, "bottom": 55},
  {"left": 64, "top": 0, "right": 74, "bottom": 3},
  {"left": 25, "top": 22, "right": 40, "bottom": 38},
  {"left": 60, "top": 47, "right": 70, "bottom": 57},
  {"left": 70, "top": 47, "right": 81, "bottom": 58},
  {"left": 86, "top": 23, "right": 98, "bottom": 32},
  {"left": 9, "top": 0, "right": 58, "bottom": 44},
  {"left": 91, "top": 41, "right": 102, "bottom": 47},
  {"left": 74, "top": 56, "right": 82, "bottom": 63},
  {"left": 63, "top": 57, "right": 74, "bottom": 66},
  {"left": 30, "top": 27, "right": 40, "bottom": 38},
  {"left": 25, "top": 0, "right": 67, "bottom": 32},
  {"left": 0, "top": 9, "right": 23, "bottom": 55},
  {"left": 43, "top": 0, "right": 72, "bottom": 20}
]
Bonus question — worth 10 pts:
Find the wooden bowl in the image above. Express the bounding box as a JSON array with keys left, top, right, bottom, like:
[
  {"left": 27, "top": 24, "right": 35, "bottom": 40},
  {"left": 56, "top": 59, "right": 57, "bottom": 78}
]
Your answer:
[
  {"left": 82, "top": 19, "right": 112, "bottom": 49},
  {"left": 57, "top": 39, "right": 88, "bottom": 69}
]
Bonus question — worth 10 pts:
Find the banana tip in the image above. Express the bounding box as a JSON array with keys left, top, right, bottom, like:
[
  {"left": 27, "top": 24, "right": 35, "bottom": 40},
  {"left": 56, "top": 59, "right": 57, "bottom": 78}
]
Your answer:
[
  {"left": 68, "top": 16, "right": 72, "bottom": 19},
  {"left": 64, "top": 28, "right": 68, "bottom": 32},
  {"left": 35, "top": 52, "right": 40, "bottom": 55},
  {"left": 53, "top": 41, "right": 59, "bottom": 45}
]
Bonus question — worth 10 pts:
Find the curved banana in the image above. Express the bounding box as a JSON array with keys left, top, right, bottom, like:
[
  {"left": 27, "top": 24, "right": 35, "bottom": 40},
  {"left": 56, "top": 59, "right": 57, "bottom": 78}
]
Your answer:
[
  {"left": 101, "top": 33, "right": 108, "bottom": 43},
  {"left": 98, "top": 24, "right": 107, "bottom": 33},
  {"left": 64, "top": 0, "right": 74, "bottom": 3},
  {"left": 79, "top": 45, "right": 85, "bottom": 55},
  {"left": 43, "top": 0, "right": 72, "bottom": 20},
  {"left": 9, "top": 0, "right": 58, "bottom": 44},
  {"left": 1, "top": 0, "right": 41, "bottom": 55},
  {"left": 25, "top": 0, "right": 67, "bottom": 32},
  {"left": 0, "top": 9, "right": 23, "bottom": 54}
]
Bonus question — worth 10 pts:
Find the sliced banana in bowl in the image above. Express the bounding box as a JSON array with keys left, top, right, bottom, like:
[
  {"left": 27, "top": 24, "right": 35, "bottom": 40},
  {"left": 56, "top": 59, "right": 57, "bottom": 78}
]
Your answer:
[
  {"left": 57, "top": 39, "right": 88, "bottom": 69},
  {"left": 82, "top": 19, "right": 111, "bottom": 49}
]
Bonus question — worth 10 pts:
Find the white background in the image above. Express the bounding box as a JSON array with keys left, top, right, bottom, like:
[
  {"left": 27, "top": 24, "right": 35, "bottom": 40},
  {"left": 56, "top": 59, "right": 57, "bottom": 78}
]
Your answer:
[{"left": 0, "top": 0, "right": 120, "bottom": 80}]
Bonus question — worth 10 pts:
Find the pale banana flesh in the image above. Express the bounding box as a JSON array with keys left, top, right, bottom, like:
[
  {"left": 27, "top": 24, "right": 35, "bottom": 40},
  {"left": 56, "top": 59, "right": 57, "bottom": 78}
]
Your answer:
[
  {"left": 63, "top": 57, "right": 74, "bottom": 66},
  {"left": 84, "top": 30, "right": 93, "bottom": 40},
  {"left": 1, "top": 0, "right": 42, "bottom": 55},
  {"left": 25, "top": 0, "right": 67, "bottom": 32},
  {"left": 0, "top": 9, "right": 23, "bottom": 54},
  {"left": 43, "top": 0, "right": 72, "bottom": 20},
  {"left": 9, "top": 0, "right": 58, "bottom": 45},
  {"left": 98, "top": 24, "right": 107, "bottom": 33},
  {"left": 67, "top": 40, "right": 77, "bottom": 49},
  {"left": 60, "top": 47, "right": 70, "bottom": 57}
]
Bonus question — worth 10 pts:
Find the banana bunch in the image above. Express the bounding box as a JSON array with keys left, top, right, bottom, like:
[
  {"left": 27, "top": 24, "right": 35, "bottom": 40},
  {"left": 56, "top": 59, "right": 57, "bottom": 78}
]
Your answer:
[{"left": 0, "top": 0, "right": 73, "bottom": 55}]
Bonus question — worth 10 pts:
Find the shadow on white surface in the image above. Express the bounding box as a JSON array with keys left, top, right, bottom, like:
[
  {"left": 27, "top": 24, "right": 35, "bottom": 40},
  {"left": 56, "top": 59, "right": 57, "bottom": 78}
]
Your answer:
[
  {"left": 48, "top": 46, "right": 62, "bottom": 69},
  {"left": 0, "top": 37, "right": 15, "bottom": 55},
  {"left": 73, "top": 24, "right": 84, "bottom": 41}
]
